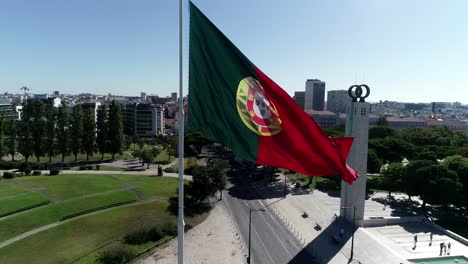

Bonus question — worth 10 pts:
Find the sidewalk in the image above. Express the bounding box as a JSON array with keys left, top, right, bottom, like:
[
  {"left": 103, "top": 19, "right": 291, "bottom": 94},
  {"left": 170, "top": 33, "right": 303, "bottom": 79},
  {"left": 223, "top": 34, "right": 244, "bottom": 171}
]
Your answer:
[{"left": 249, "top": 173, "right": 468, "bottom": 264}]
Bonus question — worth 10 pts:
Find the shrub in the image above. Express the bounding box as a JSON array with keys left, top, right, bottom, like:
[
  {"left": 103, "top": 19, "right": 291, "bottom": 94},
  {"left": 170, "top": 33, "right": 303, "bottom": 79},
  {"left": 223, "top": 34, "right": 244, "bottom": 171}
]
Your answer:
[
  {"left": 79, "top": 165, "right": 87, "bottom": 171},
  {"left": 23, "top": 168, "right": 32, "bottom": 176},
  {"left": 160, "top": 222, "right": 177, "bottom": 236},
  {"left": 3, "top": 172, "right": 15, "bottom": 179},
  {"left": 154, "top": 160, "right": 171, "bottom": 165},
  {"left": 49, "top": 169, "right": 60, "bottom": 175},
  {"left": 97, "top": 245, "right": 136, "bottom": 264},
  {"left": 62, "top": 166, "right": 71, "bottom": 170},
  {"left": 96, "top": 165, "right": 100, "bottom": 170},
  {"left": 32, "top": 170, "right": 41, "bottom": 176},
  {"left": 19, "top": 162, "right": 31, "bottom": 172},
  {"left": 87, "top": 165, "right": 93, "bottom": 170},
  {"left": 0, "top": 161, "right": 22, "bottom": 170},
  {"left": 31, "top": 163, "right": 41, "bottom": 170},
  {"left": 164, "top": 167, "right": 177, "bottom": 173}
]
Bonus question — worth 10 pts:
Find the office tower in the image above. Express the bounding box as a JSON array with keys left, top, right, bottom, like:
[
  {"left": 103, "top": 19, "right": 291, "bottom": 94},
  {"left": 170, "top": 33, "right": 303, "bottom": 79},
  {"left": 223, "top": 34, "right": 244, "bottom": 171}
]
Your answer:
[
  {"left": 327, "top": 90, "right": 350, "bottom": 114},
  {"left": 304, "top": 79, "right": 325, "bottom": 111}
]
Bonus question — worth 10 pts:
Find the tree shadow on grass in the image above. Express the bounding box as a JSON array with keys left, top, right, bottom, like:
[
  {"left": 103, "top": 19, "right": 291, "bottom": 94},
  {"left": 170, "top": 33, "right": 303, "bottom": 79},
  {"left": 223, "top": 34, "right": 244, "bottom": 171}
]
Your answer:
[{"left": 166, "top": 196, "right": 212, "bottom": 218}]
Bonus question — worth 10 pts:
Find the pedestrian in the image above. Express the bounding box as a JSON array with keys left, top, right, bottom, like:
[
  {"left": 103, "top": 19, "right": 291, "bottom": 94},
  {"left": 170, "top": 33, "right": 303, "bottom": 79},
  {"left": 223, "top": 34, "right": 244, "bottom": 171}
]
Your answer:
[
  {"left": 443, "top": 243, "right": 447, "bottom": 255},
  {"left": 429, "top": 232, "right": 433, "bottom": 246},
  {"left": 448, "top": 242, "right": 451, "bottom": 255},
  {"left": 414, "top": 235, "right": 418, "bottom": 244},
  {"left": 439, "top": 242, "right": 444, "bottom": 256}
]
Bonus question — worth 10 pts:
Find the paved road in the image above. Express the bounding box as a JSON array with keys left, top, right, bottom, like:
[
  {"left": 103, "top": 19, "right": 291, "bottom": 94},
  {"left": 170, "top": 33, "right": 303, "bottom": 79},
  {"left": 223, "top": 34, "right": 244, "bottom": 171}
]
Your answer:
[{"left": 224, "top": 178, "right": 313, "bottom": 264}]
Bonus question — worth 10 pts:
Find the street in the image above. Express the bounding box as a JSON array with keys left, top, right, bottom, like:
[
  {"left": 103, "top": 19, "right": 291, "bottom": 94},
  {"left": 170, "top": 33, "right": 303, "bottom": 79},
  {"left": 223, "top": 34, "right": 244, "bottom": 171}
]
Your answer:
[{"left": 224, "top": 177, "right": 313, "bottom": 264}]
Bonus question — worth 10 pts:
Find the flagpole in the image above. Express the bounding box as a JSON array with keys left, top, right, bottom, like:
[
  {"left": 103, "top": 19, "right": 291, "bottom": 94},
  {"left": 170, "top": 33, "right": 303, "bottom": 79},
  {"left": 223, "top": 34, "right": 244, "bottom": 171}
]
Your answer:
[{"left": 177, "top": 0, "right": 185, "bottom": 263}]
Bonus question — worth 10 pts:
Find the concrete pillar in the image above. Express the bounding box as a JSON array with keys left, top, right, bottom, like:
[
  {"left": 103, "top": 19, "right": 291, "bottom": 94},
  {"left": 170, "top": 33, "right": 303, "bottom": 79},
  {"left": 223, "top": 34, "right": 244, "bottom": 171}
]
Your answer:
[{"left": 340, "top": 85, "right": 370, "bottom": 226}]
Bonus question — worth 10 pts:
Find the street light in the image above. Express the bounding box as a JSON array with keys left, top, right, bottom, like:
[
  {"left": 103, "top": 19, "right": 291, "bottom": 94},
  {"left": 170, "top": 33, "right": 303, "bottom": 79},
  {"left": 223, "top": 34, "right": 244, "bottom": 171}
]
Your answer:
[
  {"left": 340, "top": 205, "right": 356, "bottom": 261},
  {"left": 247, "top": 208, "right": 266, "bottom": 264}
]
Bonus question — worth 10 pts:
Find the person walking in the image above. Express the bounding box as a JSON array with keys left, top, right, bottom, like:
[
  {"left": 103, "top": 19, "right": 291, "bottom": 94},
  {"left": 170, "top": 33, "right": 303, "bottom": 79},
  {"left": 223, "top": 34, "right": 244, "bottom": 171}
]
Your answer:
[
  {"left": 439, "top": 242, "right": 444, "bottom": 256},
  {"left": 443, "top": 243, "right": 447, "bottom": 255},
  {"left": 447, "top": 242, "right": 451, "bottom": 255},
  {"left": 429, "top": 232, "right": 433, "bottom": 246}
]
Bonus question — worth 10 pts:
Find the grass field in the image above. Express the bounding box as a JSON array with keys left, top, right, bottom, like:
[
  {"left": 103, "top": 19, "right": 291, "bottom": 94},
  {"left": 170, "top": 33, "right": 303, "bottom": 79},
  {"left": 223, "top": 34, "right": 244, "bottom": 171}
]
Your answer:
[
  {"left": 0, "top": 190, "right": 138, "bottom": 242},
  {"left": 113, "top": 175, "right": 179, "bottom": 199},
  {"left": 0, "top": 180, "right": 30, "bottom": 198},
  {"left": 0, "top": 192, "right": 49, "bottom": 215},
  {"left": 16, "top": 175, "right": 123, "bottom": 199},
  {"left": 0, "top": 201, "right": 209, "bottom": 264}
]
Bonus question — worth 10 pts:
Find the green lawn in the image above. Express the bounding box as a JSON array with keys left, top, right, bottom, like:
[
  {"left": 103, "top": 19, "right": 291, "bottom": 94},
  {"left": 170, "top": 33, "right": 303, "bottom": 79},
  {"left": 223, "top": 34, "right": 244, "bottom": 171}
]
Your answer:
[
  {"left": 0, "top": 190, "right": 138, "bottom": 242},
  {"left": 0, "top": 192, "right": 49, "bottom": 215},
  {"left": 114, "top": 175, "right": 178, "bottom": 199},
  {"left": 0, "top": 201, "right": 209, "bottom": 264},
  {"left": 0, "top": 180, "right": 30, "bottom": 198},
  {"left": 155, "top": 149, "right": 172, "bottom": 162},
  {"left": 16, "top": 175, "right": 123, "bottom": 199}
]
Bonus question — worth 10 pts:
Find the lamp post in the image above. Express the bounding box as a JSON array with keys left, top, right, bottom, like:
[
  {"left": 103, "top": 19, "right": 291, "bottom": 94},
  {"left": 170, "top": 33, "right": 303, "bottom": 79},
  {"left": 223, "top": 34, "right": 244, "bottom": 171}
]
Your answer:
[
  {"left": 247, "top": 208, "right": 266, "bottom": 264},
  {"left": 283, "top": 175, "right": 287, "bottom": 198},
  {"left": 340, "top": 205, "right": 356, "bottom": 261}
]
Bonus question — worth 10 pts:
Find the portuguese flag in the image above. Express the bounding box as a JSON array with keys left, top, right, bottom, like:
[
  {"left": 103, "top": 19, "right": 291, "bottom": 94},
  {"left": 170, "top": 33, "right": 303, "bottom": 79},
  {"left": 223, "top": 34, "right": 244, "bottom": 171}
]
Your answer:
[{"left": 188, "top": 2, "right": 359, "bottom": 184}]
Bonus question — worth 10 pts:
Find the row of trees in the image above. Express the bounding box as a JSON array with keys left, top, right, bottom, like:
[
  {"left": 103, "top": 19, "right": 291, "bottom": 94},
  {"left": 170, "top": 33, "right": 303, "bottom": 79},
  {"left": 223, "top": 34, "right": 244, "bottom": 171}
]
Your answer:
[
  {"left": 0, "top": 98, "right": 124, "bottom": 162},
  {"left": 325, "top": 120, "right": 468, "bottom": 210}
]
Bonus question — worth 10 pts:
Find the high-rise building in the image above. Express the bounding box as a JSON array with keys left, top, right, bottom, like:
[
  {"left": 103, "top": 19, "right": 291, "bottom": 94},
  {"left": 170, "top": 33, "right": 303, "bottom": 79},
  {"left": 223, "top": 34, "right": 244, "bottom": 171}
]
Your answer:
[
  {"left": 293, "top": 91, "right": 305, "bottom": 109},
  {"left": 327, "top": 90, "right": 350, "bottom": 114},
  {"left": 171, "top": 92, "right": 177, "bottom": 102},
  {"left": 123, "top": 103, "right": 165, "bottom": 138},
  {"left": 304, "top": 79, "right": 325, "bottom": 111}
]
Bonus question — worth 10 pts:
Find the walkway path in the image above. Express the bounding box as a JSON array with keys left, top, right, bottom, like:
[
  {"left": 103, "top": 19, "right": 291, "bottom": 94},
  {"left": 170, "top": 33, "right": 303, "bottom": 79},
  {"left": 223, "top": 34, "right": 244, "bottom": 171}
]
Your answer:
[
  {"left": 9, "top": 179, "right": 59, "bottom": 201},
  {"left": 0, "top": 198, "right": 166, "bottom": 250},
  {"left": 249, "top": 173, "right": 468, "bottom": 263}
]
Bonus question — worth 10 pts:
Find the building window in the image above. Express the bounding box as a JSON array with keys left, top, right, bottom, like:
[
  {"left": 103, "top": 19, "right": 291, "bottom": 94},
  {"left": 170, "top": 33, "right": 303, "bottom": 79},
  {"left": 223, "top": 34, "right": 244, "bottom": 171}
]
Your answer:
[{"left": 361, "top": 108, "right": 366, "bottom": 116}]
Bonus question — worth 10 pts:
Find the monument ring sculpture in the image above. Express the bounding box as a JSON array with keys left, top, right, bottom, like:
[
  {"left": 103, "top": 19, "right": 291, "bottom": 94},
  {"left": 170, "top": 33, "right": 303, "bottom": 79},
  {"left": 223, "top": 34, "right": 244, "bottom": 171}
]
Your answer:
[{"left": 348, "top": 84, "right": 370, "bottom": 102}]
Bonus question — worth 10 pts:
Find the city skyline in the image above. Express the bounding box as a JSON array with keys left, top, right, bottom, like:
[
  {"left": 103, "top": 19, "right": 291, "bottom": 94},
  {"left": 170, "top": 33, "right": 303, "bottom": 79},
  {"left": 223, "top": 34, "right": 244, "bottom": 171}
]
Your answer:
[{"left": 1, "top": 0, "right": 467, "bottom": 103}]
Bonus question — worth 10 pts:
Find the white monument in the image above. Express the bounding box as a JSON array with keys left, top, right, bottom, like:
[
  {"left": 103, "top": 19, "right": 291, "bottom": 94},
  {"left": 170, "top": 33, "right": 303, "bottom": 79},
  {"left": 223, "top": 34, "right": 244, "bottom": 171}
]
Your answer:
[{"left": 340, "top": 85, "right": 370, "bottom": 226}]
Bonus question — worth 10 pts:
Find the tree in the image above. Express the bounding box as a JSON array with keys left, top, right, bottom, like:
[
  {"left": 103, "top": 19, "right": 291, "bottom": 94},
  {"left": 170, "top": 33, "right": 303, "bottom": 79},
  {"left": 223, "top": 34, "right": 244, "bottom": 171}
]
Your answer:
[
  {"left": 416, "top": 165, "right": 461, "bottom": 208},
  {"left": 57, "top": 104, "right": 69, "bottom": 162},
  {"left": 381, "top": 163, "right": 406, "bottom": 195},
  {"left": 0, "top": 114, "right": 5, "bottom": 158},
  {"left": 18, "top": 98, "right": 34, "bottom": 162},
  {"left": 403, "top": 160, "right": 436, "bottom": 201},
  {"left": 96, "top": 105, "right": 108, "bottom": 160},
  {"left": 6, "top": 120, "right": 17, "bottom": 161},
  {"left": 184, "top": 129, "right": 213, "bottom": 156},
  {"left": 369, "top": 138, "right": 415, "bottom": 163},
  {"left": 367, "top": 149, "right": 382, "bottom": 173},
  {"left": 70, "top": 105, "right": 83, "bottom": 161},
  {"left": 167, "top": 136, "right": 178, "bottom": 160},
  {"left": 187, "top": 165, "right": 217, "bottom": 203},
  {"left": 82, "top": 108, "right": 96, "bottom": 160},
  {"left": 44, "top": 103, "right": 57, "bottom": 162},
  {"left": 140, "top": 149, "right": 154, "bottom": 169},
  {"left": 31, "top": 99, "right": 45, "bottom": 162},
  {"left": 376, "top": 116, "right": 388, "bottom": 126},
  {"left": 108, "top": 100, "right": 124, "bottom": 160},
  {"left": 369, "top": 125, "right": 395, "bottom": 139},
  {"left": 208, "top": 159, "right": 228, "bottom": 200}
]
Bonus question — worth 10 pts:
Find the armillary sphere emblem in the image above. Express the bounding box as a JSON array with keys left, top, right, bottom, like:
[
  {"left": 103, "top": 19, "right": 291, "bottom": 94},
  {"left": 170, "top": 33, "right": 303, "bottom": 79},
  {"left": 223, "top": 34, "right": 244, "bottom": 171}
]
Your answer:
[{"left": 348, "top": 84, "right": 370, "bottom": 102}]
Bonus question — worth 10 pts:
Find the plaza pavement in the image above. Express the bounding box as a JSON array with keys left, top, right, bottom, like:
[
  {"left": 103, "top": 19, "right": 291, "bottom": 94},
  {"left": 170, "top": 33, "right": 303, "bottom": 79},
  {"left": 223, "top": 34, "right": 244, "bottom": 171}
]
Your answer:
[{"left": 249, "top": 173, "right": 468, "bottom": 264}]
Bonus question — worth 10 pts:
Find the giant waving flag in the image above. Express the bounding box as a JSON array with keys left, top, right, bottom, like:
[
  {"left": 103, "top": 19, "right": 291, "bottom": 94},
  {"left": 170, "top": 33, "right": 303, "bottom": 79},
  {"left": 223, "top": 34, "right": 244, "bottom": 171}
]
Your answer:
[{"left": 188, "top": 2, "right": 359, "bottom": 184}]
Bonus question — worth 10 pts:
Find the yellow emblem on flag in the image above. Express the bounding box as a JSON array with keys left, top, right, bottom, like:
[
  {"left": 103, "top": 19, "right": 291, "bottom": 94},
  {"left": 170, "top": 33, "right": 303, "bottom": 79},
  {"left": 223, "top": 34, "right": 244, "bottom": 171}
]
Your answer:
[{"left": 236, "top": 77, "right": 282, "bottom": 136}]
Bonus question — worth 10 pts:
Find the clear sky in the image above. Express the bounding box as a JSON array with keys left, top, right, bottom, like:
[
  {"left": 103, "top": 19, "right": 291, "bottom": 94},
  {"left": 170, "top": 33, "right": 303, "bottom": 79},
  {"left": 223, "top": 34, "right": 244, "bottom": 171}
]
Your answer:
[{"left": 1, "top": 0, "right": 467, "bottom": 103}]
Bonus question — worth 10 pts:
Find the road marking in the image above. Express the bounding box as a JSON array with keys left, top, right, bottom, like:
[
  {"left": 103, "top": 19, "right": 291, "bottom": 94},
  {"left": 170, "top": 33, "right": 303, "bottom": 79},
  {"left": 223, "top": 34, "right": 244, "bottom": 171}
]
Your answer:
[
  {"left": 250, "top": 199, "right": 296, "bottom": 260},
  {"left": 234, "top": 196, "right": 276, "bottom": 264}
]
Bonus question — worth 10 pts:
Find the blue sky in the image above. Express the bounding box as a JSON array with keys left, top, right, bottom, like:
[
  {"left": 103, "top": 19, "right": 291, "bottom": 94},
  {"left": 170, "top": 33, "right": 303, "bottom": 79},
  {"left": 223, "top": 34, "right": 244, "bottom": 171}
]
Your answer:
[{"left": 0, "top": 0, "right": 467, "bottom": 103}]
